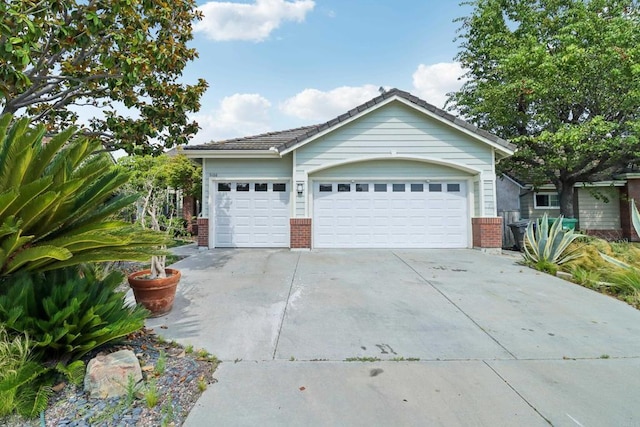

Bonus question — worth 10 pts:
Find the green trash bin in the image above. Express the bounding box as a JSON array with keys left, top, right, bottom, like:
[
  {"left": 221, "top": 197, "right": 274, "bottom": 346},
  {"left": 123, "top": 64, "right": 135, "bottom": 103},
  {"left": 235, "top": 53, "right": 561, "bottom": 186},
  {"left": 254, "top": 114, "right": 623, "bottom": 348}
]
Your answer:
[{"left": 547, "top": 217, "right": 577, "bottom": 230}]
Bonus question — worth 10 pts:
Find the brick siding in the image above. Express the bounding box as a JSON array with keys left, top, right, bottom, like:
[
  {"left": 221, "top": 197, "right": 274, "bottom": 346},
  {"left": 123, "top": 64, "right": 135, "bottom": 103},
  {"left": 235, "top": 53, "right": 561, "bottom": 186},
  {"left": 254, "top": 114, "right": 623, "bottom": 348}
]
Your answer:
[
  {"left": 472, "top": 217, "right": 503, "bottom": 248},
  {"left": 197, "top": 218, "right": 209, "bottom": 247},
  {"left": 584, "top": 229, "right": 623, "bottom": 241},
  {"left": 620, "top": 179, "right": 640, "bottom": 242},
  {"left": 290, "top": 218, "right": 312, "bottom": 249}
]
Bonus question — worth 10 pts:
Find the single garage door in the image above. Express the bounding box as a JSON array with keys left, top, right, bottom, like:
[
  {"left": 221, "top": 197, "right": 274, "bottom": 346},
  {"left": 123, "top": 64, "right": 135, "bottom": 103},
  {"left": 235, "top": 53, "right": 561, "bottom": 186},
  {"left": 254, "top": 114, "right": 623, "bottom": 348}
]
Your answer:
[
  {"left": 313, "top": 181, "right": 468, "bottom": 248},
  {"left": 213, "top": 181, "right": 290, "bottom": 247}
]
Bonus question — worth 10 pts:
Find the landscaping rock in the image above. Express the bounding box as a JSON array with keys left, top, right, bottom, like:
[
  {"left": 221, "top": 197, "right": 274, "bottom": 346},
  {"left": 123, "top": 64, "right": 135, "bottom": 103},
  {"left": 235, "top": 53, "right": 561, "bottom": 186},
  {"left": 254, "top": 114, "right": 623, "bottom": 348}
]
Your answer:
[{"left": 84, "top": 349, "right": 143, "bottom": 399}]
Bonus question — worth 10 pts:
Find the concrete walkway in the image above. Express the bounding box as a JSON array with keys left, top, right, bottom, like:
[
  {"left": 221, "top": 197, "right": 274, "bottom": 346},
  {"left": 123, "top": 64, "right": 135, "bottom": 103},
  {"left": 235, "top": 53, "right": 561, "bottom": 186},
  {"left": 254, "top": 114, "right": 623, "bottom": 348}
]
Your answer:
[{"left": 148, "top": 247, "right": 640, "bottom": 426}]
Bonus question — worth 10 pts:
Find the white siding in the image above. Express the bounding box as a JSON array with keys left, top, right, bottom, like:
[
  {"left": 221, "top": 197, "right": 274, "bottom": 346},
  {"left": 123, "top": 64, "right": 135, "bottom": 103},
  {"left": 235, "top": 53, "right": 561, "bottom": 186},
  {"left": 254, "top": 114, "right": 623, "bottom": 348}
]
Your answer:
[
  {"left": 294, "top": 102, "right": 495, "bottom": 218},
  {"left": 483, "top": 179, "right": 496, "bottom": 216},
  {"left": 578, "top": 188, "right": 621, "bottom": 230},
  {"left": 202, "top": 156, "right": 292, "bottom": 218},
  {"left": 473, "top": 180, "right": 481, "bottom": 216}
]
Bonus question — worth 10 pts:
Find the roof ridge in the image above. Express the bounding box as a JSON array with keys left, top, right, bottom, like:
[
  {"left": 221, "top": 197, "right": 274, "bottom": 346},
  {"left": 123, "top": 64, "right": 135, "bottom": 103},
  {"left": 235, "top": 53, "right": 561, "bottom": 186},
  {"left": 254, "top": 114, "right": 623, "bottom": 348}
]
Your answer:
[{"left": 184, "top": 88, "right": 515, "bottom": 153}]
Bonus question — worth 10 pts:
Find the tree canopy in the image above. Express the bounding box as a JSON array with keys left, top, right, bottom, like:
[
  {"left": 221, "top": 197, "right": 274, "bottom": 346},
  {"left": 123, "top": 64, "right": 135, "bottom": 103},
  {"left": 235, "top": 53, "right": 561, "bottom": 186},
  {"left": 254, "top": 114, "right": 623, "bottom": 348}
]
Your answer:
[
  {"left": 450, "top": 0, "right": 640, "bottom": 216},
  {"left": 0, "top": 0, "right": 208, "bottom": 155}
]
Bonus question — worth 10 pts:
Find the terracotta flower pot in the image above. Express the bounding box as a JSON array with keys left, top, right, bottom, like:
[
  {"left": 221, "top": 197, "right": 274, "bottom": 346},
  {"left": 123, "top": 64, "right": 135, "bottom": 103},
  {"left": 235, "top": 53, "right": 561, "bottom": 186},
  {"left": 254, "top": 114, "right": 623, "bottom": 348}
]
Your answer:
[{"left": 127, "top": 268, "right": 181, "bottom": 317}]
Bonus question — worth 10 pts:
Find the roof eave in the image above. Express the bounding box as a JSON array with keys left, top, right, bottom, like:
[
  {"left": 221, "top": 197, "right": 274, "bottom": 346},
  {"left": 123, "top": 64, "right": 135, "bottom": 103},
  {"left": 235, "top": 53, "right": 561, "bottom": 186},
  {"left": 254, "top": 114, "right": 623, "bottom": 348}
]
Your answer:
[
  {"left": 278, "top": 94, "right": 515, "bottom": 157},
  {"left": 181, "top": 149, "right": 282, "bottom": 158}
]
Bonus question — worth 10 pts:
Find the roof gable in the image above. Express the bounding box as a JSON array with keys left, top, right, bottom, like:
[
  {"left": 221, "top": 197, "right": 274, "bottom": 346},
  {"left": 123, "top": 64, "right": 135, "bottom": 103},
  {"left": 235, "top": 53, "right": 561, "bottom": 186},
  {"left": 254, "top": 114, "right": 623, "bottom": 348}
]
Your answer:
[{"left": 183, "top": 89, "right": 515, "bottom": 156}]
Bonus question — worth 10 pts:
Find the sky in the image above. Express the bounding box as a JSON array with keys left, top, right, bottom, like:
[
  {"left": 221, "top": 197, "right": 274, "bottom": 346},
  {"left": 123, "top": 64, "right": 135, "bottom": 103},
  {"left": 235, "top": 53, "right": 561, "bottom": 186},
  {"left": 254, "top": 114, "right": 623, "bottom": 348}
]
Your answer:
[{"left": 182, "top": 0, "right": 473, "bottom": 145}]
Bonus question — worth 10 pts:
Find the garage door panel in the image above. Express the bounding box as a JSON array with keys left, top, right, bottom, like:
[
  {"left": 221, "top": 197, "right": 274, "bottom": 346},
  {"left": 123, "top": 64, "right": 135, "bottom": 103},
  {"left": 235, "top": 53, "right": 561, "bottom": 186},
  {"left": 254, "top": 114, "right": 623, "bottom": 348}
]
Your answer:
[
  {"left": 314, "top": 181, "right": 468, "bottom": 248},
  {"left": 213, "top": 182, "right": 290, "bottom": 248}
]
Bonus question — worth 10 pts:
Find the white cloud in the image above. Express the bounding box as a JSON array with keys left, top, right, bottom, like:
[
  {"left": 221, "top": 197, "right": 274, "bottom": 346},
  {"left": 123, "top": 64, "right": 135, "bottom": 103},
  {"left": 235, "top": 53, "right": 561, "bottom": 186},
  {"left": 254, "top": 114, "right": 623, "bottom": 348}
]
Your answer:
[
  {"left": 190, "top": 93, "right": 272, "bottom": 144},
  {"left": 195, "top": 0, "right": 315, "bottom": 42},
  {"left": 411, "top": 62, "right": 468, "bottom": 109},
  {"left": 280, "top": 85, "right": 382, "bottom": 121}
]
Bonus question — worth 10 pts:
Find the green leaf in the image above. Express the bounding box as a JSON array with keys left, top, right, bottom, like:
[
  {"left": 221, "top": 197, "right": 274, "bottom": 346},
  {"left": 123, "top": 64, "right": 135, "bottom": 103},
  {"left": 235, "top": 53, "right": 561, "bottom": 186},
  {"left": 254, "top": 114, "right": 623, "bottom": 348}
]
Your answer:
[{"left": 4, "top": 246, "right": 72, "bottom": 274}]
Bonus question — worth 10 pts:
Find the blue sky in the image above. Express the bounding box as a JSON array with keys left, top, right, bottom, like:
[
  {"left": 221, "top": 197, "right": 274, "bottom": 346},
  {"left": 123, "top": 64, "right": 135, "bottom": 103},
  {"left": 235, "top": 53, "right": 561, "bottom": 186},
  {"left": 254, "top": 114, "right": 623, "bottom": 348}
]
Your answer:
[{"left": 184, "top": 0, "right": 472, "bottom": 145}]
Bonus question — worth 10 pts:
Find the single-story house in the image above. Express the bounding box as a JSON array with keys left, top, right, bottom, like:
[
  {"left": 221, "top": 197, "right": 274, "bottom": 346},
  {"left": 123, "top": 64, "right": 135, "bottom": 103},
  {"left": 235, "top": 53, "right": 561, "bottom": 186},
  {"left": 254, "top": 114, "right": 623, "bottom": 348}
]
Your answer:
[
  {"left": 497, "top": 173, "right": 640, "bottom": 241},
  {"left": 182, "top": 89, "right": 516, "bottom": 251}
]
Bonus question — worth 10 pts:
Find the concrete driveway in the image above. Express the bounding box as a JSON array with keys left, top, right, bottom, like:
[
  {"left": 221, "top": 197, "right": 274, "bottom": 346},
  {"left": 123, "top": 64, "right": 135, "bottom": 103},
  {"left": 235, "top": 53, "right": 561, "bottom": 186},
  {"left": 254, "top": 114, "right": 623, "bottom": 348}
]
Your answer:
[{"left": 148, "top": 247, "right": 640, "bottom": 426}]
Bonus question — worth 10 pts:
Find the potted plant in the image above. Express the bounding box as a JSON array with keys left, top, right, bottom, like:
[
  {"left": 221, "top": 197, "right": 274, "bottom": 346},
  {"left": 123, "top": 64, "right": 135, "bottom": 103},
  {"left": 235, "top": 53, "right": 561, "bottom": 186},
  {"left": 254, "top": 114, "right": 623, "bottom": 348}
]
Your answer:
[{"left": 119, "top": 155, "right": 198, "bottom": 316}]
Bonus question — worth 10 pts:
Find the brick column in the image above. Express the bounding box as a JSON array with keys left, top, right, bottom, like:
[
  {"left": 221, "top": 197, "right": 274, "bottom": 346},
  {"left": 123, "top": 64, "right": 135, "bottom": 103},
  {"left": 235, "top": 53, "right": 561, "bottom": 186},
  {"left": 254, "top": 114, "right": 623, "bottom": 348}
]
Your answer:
[
  {"left": 197, "top": 218, "right": 209, "bottom": 247},
  {"left": 290, "top": 218, "right": 311, "bottom": 249},
  {"left": 472, "top": 217, "right": 503, "bottom": 252},
  {"left": 620, "top": 179, "right": 640, "bottom": 242}
]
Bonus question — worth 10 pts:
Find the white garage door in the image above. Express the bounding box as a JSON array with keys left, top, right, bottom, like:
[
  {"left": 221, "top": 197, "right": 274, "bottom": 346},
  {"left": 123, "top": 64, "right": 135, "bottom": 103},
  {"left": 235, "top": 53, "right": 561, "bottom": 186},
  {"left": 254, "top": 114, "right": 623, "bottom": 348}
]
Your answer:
[
  {"left": 313, "top": 181, "right": 468, "bottom": 248},
  {"left": 213, "top": 181, "right": 290, "bottom": 247}
]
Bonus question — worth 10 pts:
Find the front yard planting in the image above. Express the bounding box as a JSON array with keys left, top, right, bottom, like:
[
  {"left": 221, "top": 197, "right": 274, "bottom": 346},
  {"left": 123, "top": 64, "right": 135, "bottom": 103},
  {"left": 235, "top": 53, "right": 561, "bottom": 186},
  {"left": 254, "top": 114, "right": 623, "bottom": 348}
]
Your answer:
[{"left": 522, "top": 215, "right": 640, "bottom": 310}]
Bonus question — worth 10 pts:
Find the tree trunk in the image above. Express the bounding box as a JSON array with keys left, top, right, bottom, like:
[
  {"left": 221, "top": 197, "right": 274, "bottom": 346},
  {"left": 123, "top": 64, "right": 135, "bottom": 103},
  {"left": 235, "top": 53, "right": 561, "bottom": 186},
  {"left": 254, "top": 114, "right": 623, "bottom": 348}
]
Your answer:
[
  {"left": 557, "top": 181, "right": 576, "bottom": 218},
  {"left": 150, "top": 254, "right": 167, "bottom": 279}
]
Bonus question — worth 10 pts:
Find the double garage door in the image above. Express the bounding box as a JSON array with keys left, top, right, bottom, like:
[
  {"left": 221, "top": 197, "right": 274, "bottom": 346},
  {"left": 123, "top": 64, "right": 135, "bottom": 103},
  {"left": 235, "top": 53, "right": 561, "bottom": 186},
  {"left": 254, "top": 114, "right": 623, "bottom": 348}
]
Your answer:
[
  {"left": 212, "top": 180, "right": 468, "bottom": 248},
  {"left": 313, "top": 181, "right": 468, "bottom": 248},
  {"left": 213, "top": 181, "right": 290, "bottom": 247}
]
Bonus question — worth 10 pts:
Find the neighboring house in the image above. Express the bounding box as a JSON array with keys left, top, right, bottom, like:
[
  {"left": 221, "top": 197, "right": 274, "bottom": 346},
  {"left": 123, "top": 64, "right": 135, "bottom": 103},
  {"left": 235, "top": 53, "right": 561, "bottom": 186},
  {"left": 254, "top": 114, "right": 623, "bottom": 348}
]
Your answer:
[
  {"left": 499, "top": 174, "right": 640, "bottom": 241},
  {"left": 497, "top": 174, "right": 523, "bottom": 214},
  {"left": 182, "top": 89, "right": 515, "bottom": 251}
]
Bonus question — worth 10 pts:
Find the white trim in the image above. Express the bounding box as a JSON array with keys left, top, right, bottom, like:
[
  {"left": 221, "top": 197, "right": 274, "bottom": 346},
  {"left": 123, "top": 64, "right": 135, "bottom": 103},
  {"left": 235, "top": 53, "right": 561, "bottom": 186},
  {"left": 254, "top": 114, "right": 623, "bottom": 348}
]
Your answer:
[
  {"left": 201, "top": 158, "right": 208, "bottom": 218},
  {"left": 184, "top": 150, "right": 282, "bottom": 159},
  {"left": 304, "top": 172, "right": 310, "bottom": 217},
  {"left": 533, "top": 191, "right": 561, "bottom": 209},
  {"left": 576, "top": 180, "right": 626, "bottom": 188},
  {"left": 491, "top": 150, "right": 498, "bottom": 216},
  {"left": 279, "top": 94, "right": 514, "bottom": 157},
  {"left": 527, "top": 180, "right": 627, "bottom": 191},
  {"left": 310, "top": 176, "right": 472, "bottom": 182},
  {"left": 305, "top": 155, "right": 483, "bottom": 176},
  {"left": 467, "top": 177, "right": 474, "bottom": 245},
  {"left": 209, "top": 177, "right": 292, "bottom": 182},
  {"left": 476, "top": 175, "right": 485, "bottom": 217},
  {"left": 291, "top": 150, "right": 297, "bottom": 218}
]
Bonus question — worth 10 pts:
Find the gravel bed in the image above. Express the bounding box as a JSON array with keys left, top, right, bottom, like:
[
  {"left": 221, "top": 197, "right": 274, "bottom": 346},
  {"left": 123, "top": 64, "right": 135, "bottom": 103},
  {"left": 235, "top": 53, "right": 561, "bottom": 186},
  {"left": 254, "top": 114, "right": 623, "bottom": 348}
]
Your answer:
[{"left": 1, "top": 327, "right": 219, "bottom": 427}]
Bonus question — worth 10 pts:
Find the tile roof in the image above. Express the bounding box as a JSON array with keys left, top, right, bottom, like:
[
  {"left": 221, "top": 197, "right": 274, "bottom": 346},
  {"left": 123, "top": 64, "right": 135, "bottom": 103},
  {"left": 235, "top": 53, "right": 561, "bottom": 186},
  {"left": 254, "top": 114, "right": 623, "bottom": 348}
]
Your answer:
[{"left": 183, "top": 88, "right": 515, "bottom": 153}]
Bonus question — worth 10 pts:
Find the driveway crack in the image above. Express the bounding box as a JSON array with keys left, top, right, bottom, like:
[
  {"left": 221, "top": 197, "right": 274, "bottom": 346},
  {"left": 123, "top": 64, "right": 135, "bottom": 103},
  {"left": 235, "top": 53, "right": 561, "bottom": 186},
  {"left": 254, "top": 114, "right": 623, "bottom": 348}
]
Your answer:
[
  {"left": 392, "top": 251, "right": 517, "bottom": 360},
  {"left": 272, "top": 252, "right": 301, "bottom": 360},
  {"left": 483, "top": 361, "right": 553, "bottom": 425}
]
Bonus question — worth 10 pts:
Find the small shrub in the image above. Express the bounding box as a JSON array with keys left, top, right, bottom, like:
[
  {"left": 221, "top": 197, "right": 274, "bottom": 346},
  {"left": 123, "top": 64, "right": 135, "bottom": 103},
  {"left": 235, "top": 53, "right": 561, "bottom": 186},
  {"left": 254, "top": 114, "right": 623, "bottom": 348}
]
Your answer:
[
  {"left": 610, "top": 268, "right": 640, "bottom": 295},
  {"left": 124, "top": 374, "right": 139, "bottom": 407},
  {"left": 571, "top": 267, "right": 601, "bottom": 288},
  {"left": 0, "top": 327, "right": 31, "bottom": 416},
  {"left": 197, "top": 377, "right": 207, "bottom": 392},
  {"left": 144, "top": 379, "right": 160, "bottom": 408},
  {"left": 155, "top": 350, "right": 167, "bottom": 375},
  {"left": 0, "top": 264, "right": 148, "bottom": 362},
  {"left": 0, "top": 326, "right": 85, "bottom": 418},
  {"left": 160, "top": 395, "right": 176, "bottom": 427},
  {"left": 535, "top": 260, "right": 558, "bottom": 275}
]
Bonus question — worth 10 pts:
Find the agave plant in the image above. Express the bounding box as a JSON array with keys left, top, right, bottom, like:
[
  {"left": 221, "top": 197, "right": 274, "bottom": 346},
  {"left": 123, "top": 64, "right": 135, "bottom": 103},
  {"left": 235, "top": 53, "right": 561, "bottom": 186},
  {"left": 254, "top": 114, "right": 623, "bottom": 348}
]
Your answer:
[
  {"left": 523, "top": 214, "right": 583, "bottom": 269},
  {"left": 0, "top": 114, "right": 165, "bottom": 278}
]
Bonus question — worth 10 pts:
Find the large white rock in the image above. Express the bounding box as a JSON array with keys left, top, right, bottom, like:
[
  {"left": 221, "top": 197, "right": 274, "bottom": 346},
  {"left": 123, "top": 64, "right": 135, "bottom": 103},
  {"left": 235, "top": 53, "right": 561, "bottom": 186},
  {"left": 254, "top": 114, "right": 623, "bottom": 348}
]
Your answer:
[{"left": 84, "top": 349, "right": 143, "bottom": 399}]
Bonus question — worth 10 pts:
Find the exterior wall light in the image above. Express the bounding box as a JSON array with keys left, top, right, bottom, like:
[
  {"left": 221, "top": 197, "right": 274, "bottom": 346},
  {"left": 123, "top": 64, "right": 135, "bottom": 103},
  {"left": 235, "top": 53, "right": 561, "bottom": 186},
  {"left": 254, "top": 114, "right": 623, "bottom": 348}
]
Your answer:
[{"left": 296, "top": 182, "right": 304, "bottom": 195}]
